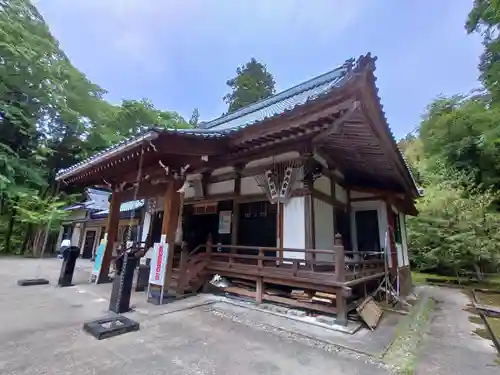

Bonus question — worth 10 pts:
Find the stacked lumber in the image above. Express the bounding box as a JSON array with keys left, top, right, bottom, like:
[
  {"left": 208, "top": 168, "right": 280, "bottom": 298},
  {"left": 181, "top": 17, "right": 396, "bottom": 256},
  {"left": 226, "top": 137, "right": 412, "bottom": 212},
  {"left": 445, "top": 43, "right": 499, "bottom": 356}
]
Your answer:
[
  {"left": 266, "top": 288, "right": 289, "bottom": 297},
  {"left": 231, "top": 279, "right": 254, "bottom": 290},
  {"left": 290, "top": 289, "right": 312, "bottom": 302},
  {"left": 311, "top": 291, "right": 336, "bottom": 305}
]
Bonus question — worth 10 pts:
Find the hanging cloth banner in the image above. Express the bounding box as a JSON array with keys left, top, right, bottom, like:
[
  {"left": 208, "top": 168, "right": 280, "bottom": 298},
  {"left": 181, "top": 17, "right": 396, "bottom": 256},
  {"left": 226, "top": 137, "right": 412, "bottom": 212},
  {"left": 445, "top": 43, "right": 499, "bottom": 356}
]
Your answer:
[{"left": 148, "top": 242, "right": 168, "bottom": 286}]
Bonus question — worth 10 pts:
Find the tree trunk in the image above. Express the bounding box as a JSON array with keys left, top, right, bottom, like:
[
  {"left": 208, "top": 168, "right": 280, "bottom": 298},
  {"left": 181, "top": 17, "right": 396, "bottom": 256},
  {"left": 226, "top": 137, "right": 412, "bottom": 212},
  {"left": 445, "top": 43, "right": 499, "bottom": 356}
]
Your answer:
[
  {"left": 32, "top": 229, "right": 43, "bottom": 257},
  {"left": 21, "top": 224, "right": 33, "bottom": 254},
  {"left": 4, "top": 199, "right": 17, "bottom": 253},
  {"left": 474, "top": 263, "right": 484, "bottom": 281}
]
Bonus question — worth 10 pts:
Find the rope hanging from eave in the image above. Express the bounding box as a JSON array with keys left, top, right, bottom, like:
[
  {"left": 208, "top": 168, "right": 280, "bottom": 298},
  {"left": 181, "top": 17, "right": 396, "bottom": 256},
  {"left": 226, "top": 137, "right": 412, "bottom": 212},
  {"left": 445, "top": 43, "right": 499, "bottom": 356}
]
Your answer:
[{"left": 123, "top": 147, "right": 145, "bottom": 249}]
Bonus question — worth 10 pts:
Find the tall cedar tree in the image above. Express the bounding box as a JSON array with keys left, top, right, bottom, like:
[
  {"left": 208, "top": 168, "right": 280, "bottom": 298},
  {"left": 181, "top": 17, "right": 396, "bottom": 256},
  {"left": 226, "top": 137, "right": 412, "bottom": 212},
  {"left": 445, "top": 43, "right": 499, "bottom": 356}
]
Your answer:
[{"left": 223, "top": 58, "right": 276, "bottom": 113}]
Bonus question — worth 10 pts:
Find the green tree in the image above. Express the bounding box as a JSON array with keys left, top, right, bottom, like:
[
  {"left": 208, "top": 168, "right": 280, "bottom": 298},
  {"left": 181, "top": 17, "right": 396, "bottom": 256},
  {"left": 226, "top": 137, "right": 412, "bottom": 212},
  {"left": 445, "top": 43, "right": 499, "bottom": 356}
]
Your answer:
[
  {"left": 88, "top": 99, "right": 190, "bottom": 147},
  {"left": 223, "top": 58, "right": 276, "bottom": 113},
  {"left": 467, "top": 0, "right": 500, "bottom": 101},
  {"left": 408, "top": 167, "right": 500, "bottom": 277},
  {"left": 418, "top": 94, "right": 500, "bottom": 190},
  {"left": 189, "top": 108, "right": 200, "bottom": 127}
]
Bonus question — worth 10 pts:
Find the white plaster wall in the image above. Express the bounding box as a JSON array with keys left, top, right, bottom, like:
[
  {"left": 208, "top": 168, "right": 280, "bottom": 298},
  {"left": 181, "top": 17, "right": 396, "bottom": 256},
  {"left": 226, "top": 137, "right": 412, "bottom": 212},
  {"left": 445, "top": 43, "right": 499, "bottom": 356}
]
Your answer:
[
  {"left": 67, "top": 209, "right": 87, "bottom": 221},
  {"left": 313, "top": 176, "right": 331, "bottom": 196},
  {"left": 350, "top": 200, "right": 389, "bottom": 264},
  {"left": 335, "top": 183, "right": 348, "bottom": 204},
  {"left": 283, "top": 197, "right": 305, "bottom": 260},
  {"left": 313, "top": 152, "right": 328, "bottom": 168},
  {"left": 184, "top": 186, "right": 195, "bottom": 198},
  {"left": 208, "top": 180, "right": 235, "bottom": 195},
  {"left": 313, "top": 198, "right": 335, "bottom": 262},
  {"left": 71, "top": 224, "right": 82, "bottom": 248},
  {"left": 240, "top": 176, "right": 262, "bottom": 195},
  {"left": 212, "top": 166, "right": 234, "bottom": 176},
  {"left": 141, "top": 212, "right": 152, "bottom": 243}
]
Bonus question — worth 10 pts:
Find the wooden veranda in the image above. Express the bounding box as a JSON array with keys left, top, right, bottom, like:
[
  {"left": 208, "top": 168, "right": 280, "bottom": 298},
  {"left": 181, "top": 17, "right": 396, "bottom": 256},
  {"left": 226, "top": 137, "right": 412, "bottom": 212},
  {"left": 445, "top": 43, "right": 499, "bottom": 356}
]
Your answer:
[{"left": 56, "top": 53, "right": 418, "bottom": 325}]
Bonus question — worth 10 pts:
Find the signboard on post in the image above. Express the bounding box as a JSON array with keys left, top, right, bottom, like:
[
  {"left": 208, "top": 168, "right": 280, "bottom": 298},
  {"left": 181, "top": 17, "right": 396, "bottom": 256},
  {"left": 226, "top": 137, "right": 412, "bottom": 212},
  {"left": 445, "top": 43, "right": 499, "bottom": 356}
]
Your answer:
[
  {"left": 148, "top": 242, "right": 168, "bottom": 286},
  {"left": 147, "top": 241, "right": 169, "bottom": 304},
  {"left": 90, "top": 237, "right": 107, "bottom": 283}
]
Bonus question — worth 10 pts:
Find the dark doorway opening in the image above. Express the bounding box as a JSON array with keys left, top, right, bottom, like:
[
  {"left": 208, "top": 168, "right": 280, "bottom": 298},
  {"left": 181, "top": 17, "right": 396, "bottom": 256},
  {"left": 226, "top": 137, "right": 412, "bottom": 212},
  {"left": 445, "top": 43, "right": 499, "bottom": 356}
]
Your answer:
[
  {"left": 82, "top": 230, "right": 97, "bottom": 259},
  {"left": 355, "top": 210, "right": 381, "bottom": 254},
  {"left": 238, "top": 201, "right": 277, "bottom": 262},
  {"left": 335, "top": 208, "right": 352, "bottom": 250},
  {"left": 183, "top": 200, "right": 233, "bottom": 252},
  {"left": 149, "top": 211, "right": 164, "bottom": 246}
]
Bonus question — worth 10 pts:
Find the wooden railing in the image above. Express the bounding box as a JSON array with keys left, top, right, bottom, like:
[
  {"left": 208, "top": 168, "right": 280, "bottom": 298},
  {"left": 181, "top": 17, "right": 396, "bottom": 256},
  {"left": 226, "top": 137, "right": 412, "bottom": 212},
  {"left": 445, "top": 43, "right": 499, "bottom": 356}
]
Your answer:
[
  {"left": 173, "top": 234, "right": 386, "bottom": 325},
  {"left": 183, "top": 234, "right": 385, "bottom": 285}
]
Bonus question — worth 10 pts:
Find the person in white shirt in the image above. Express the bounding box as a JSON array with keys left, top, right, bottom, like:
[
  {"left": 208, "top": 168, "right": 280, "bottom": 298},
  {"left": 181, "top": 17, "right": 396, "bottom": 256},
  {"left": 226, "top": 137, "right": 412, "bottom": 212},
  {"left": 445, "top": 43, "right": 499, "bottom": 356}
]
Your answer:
[{"left": 58, "top": 238, "right": 71, "bottom": 259}]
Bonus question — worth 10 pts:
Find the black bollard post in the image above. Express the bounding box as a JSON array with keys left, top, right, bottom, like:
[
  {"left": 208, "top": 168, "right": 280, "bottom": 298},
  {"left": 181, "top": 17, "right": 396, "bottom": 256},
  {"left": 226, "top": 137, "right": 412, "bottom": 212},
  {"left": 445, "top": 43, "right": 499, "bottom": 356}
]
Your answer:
[
  {"left": 109, "top": 251, "right": 138, "bottom": 313},
  {"left": 58, "top": 246, "right": 80, "bottom": 287}
]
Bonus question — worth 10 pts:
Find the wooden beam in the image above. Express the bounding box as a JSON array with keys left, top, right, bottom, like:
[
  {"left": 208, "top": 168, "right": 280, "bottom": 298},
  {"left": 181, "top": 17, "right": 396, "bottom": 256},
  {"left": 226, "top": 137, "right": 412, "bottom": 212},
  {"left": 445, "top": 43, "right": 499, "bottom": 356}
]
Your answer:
[
  {"left": 207, "top": 141, "right": 309, "bottom": 171},
  {"left": 277, "top": 202, "right": 284, "bottom": 264},
  {"left": 231, "top": 166, "right": 242, "bottom": 246},
  {"left": 160, "top": 180, "right": 183, "bottom": 292},
  {"left": 311, "top": 188, "right": 346, "bottom": 209},
  {"left": 385, "top": 201, "right": 398, "bottom": 274},
  {"left": 350, "top": 195, "right": 386, "bottom": 202},
  {"left": 97, "top": 191, "right": 121, "bottom": 283},
  {"left": 153, "top": 133, "right": 228, "bottom": 156},
  {"left": 303, "top": 153, "right": 315, "bottom": 262},
  {"left": 231, "top": 90, "right": 358, "bottom": 145},
  {"left": 116, "top": 181, "right": 170, "bottom": 202},
  {"left": 312, "top": 100, "right": 359, "bottom": 144}
]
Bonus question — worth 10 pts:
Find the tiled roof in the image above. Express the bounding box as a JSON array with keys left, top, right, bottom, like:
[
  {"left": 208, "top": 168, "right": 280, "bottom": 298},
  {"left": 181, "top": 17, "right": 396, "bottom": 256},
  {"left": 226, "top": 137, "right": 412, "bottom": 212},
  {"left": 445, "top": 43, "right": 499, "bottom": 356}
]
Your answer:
[
  {"left": 64, "top": 188, "right": 144, "bottom": 215},
  {"left": 55, "top": 56, "right": 370, "bottom": 182},
  {"left": 199, "top": 61, "right": 353, "bottom": 132},
  {"left": 55, "top": 128, "right": 225, "bottom": 180},
  {"left": 93, "top": 199, "right": 145, "bottom": 215}
]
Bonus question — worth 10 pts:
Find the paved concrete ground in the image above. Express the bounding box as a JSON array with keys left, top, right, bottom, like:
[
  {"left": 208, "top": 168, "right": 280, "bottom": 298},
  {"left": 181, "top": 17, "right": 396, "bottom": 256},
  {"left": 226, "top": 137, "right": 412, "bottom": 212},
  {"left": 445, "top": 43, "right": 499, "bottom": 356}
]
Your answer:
[
  {"left": 0, "top": 258, "right": 392, "bottom": 375},
  {"left": 415, "top": 286, "right": 499, "bottom": 375}
]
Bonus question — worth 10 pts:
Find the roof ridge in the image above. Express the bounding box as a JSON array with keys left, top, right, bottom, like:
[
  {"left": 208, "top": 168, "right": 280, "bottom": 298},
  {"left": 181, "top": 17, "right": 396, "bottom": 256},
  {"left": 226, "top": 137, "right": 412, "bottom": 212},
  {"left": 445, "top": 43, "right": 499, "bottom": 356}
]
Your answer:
[{"left": 202, "top": 58, "right": 354, "bottom": 129}]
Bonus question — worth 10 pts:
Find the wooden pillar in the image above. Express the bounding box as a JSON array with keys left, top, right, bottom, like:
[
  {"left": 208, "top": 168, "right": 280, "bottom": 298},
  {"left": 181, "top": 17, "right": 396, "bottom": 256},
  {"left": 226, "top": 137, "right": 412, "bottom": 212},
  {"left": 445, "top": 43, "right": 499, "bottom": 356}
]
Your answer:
[
  {"left": 231, "top": 166, "right": 242, "bottom": 246},
  {"left": 160, "top": 179, "right": 183, "bottom": 292},
  {"left": 277, "top": 202, "right": 284, "bottom": 264},
  {"left": 385, "top": 201, "right": 398, "bottom": 276},
  {"left": 256, "top": 277, "right": 263, "bottom": 304},
  {"left": 97, "top": 191, "right": 121, "bottom": 283},
  {"left": 303, "top": 153, "right": 315, "bottom": 268},
  {"left": 334, "top": 233, "right": 347, "bottom": 325}
]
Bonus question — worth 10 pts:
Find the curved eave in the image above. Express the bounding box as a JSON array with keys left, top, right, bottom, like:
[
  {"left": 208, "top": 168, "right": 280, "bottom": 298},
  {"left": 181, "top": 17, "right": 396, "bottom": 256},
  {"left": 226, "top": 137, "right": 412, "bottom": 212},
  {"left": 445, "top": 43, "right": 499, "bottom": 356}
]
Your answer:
[{"left": 55, "top": 130, "right": 160, "bottom": 181}]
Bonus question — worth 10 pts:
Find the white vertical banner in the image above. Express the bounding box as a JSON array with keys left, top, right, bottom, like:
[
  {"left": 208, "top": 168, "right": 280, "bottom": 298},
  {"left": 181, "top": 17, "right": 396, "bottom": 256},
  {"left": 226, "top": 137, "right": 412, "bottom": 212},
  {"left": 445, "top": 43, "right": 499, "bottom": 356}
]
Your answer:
[{"left": 148, "top": 242, "right": 168, "bottom": 286}]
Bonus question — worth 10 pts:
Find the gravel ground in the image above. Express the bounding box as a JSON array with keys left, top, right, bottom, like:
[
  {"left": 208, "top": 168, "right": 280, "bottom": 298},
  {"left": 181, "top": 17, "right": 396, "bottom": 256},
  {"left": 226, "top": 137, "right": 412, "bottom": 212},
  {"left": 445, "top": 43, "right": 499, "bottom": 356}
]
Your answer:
[
  {"left": 415, "top": 286, "right": 499, "bottom": 375},
  {"left": 0, "top": 257, "right": 393, "bottom": 375}
]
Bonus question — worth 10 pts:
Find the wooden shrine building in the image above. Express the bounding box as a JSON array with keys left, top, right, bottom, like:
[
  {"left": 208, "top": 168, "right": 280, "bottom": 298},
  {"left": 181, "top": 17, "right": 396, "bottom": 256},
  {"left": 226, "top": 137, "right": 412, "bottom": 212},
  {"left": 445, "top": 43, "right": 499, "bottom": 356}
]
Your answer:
[{"left": 55, "top": 54, "right": 419, "bottom": 324}]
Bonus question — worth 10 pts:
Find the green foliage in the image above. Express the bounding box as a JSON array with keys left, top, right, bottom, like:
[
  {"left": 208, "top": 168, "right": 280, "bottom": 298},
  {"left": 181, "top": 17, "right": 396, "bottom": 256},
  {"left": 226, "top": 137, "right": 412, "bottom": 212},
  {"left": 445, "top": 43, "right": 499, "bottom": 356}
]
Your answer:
[
  {"left": 223, "top": 58, "right": 276, "bottom": 113},
  {"left": 0, "top": 0, "right": 189, "bottom": 254},
  {"left": 12, "top": 193, "right": 69, "bottom": 228},
  {"left": 467, "top": 0, "right": 500, "bottom": 102},
  {"left": 88, "top": 99, "right": 190, "bottom": 147},
  {"left": 189, "top": 108, "right": 200, "bottom": 128},
  {"left": 408, "top": 168, "right": 500, "bottom": 274},
  {"left": 419, "top": 94, "right": 500, "bottom": 190}
]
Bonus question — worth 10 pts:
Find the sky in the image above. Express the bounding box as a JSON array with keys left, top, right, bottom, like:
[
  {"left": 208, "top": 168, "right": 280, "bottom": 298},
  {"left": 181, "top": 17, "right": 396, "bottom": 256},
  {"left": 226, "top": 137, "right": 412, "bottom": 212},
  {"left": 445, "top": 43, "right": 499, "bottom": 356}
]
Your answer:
[{"left": 35, "top": 0, "right": 483, "bottom": 139}]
